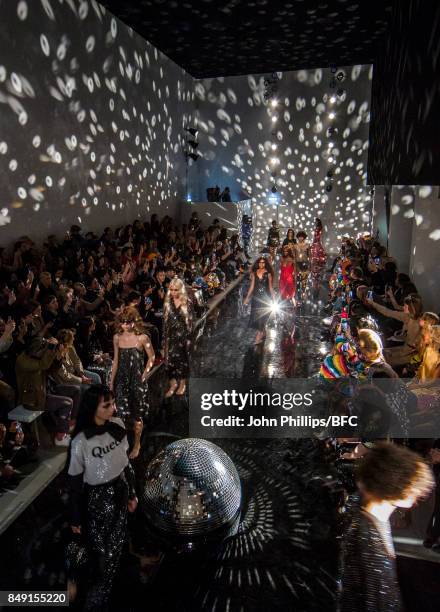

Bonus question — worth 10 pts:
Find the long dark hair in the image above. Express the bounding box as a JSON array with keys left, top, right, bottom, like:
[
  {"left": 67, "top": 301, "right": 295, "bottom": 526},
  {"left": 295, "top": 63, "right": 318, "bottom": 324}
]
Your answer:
[
  {"left": 315, "top": 218, "right": 323, "bottom": 230},
  {"left": 71, "top": 385, "right": 114, "bottom": 439},
  {"left": 251, "top": 257, "right": 274, "bottom": 276}
]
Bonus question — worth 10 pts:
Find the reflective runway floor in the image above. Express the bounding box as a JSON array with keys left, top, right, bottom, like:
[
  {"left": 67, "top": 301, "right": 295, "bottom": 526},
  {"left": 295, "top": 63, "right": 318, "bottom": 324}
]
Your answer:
[{"left": 0, "top": 278, "right": 438, "bottom": 611}]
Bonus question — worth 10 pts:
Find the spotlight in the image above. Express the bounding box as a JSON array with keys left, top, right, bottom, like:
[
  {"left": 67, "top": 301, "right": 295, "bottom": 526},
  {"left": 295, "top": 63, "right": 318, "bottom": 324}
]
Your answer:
[
  {"left": 271, "top": 143, "right": 277, "bottom": 150},
  {"left": 328, "top": 156, "right": 334, "bottom": 163},
  {"left": 328, "top": 142, "right": 334, "bottom": 148},
  {"left": 185, "top": 127, "right": 198, "bottom": 137},
  {"left": 270, "top": 301, "right": 281, "bottom": 314},
  {"left": 329, "top": 96, "right": 336, "bottom": 104},
  {"left": 271, "top": 99, "right": 278, "bottom": 108},
  {"left": 328, "top": 112, "right": 335, "bottom": 120},
  {"left": 271, "top": 116, "right": 277, "bottom": 123},
  {"left": 270, "top": 157, "right": 279, "bottom": 165}
]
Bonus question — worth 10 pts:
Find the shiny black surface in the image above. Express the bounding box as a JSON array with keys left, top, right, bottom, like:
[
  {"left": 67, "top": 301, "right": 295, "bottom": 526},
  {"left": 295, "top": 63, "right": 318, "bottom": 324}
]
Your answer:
[{"left": 100, "top": 0, "right": 393, "bottom": 78}]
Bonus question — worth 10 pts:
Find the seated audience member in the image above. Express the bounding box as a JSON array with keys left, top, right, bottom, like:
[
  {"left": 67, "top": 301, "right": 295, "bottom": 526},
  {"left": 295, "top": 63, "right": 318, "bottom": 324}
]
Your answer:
[
  {"left": 367, "top": 294, "right": 423, "bottom": 369},
  {"left": 0, "top": 317, "right": 16, "bottom": 413},
  {"left": 15, "top": 337, "right": 72, "bottom": 446},
  {"left": 404, "top": 313, "right": 440, "bottom": 377},
  {"left": 51, "top": 328, "right": 101, "bottom": 397}
]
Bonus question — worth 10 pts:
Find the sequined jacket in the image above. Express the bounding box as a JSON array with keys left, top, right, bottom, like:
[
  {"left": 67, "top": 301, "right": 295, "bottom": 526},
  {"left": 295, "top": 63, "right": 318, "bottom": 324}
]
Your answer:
[{"left": 339, "top": 506, "right": 402, "bottom": 612}]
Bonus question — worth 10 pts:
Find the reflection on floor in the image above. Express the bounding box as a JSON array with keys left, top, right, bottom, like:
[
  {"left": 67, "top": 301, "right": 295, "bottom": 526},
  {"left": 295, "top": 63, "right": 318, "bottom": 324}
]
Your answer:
[{"left": 0, "top": 280, "right": 439, "bottom": 611}]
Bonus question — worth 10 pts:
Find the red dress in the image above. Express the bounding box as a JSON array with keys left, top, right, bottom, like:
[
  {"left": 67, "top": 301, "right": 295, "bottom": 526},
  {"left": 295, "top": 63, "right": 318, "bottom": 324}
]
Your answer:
[{"left": 279, "top": 259, "right": 296, "bottom": 299}]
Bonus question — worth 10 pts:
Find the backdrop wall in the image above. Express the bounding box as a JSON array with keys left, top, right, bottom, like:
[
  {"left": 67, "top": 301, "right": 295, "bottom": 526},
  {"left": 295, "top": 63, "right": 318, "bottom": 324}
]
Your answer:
[
  {"left": 368, "top": 0, "right": 440, "bottom": 185},
  {"left": 409, "top": 186, "right": 440, "bottom": 312},
  {"left": 0, "top": 0, "right": 194, "bottom": 245},
  {"left": 191, "top": 65, "right": 374, "bottom": 252}
]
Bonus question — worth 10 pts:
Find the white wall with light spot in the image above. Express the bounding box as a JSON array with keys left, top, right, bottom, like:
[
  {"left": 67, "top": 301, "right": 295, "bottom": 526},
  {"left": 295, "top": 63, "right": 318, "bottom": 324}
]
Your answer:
[
  {"left": 0, "top": 0, "right": 194, "bottom": 244},
  {"left": 409, "top": 186, "right": 440, "bottom": 312},
  {"left": 192, "top": 65, "right": 373, "bottom": 253}
]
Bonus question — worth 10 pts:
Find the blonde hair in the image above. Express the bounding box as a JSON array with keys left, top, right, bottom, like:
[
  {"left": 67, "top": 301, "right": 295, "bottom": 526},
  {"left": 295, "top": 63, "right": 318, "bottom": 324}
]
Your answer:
[
  {"left": 164, "top": 277, "right": 190, "bottom": 326},
  {"left": 420, "top": 311, "right": 440, "bottom": 328},
  {"left": 358, "top": 329, "right": 383, "bottom": 361},
  {"left": 417, "top": 325, "right": 440, "bottom": 382},
  {"left": 57, "top": 328, "right": 75, "bottom": 347}
]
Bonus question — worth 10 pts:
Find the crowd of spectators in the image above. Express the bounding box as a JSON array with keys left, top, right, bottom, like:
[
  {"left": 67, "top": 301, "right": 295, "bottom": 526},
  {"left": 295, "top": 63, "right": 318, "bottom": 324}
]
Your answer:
[
  {"left": 0, "top": 212, "right": 249, "bottom": 483},
  {"left": 318, "top": 234, "right": 440, "bottom": 551}
]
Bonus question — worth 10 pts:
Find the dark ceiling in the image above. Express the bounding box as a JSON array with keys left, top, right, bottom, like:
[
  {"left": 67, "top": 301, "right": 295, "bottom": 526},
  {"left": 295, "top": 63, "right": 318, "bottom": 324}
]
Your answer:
[{"left": 100, "top": 0, "right": 394, "bottom": 78}]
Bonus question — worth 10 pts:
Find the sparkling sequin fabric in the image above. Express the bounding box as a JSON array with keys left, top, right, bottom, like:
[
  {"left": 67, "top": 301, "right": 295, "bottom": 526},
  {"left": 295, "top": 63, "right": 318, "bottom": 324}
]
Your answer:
[
  {"left": 83, "top": 476, "right": 129, "bottom": 611},
  {"left": 249, "top": 271, "right": 271, "bottom": 331},
  {"left": 114, "top": 347, "right": 149, "bottom": 423},
  {"left": 340, "top": 505, "right": 402, "bottom": 612},
  {"left": 163, "top": 302, "right": 192, "bottom": 380}
]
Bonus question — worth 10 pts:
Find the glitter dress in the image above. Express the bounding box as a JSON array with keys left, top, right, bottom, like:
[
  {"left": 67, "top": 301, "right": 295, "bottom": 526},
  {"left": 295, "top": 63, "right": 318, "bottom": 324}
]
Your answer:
[
  {"left": 294, "top": 242, "right": 310, "bottom": 296},
  {"left": 311, "top": 226, "right": 327, "bottom": 295},
  {"left": 340, "top": 505, "right": 402, "bottom": 611},
  {"left": 163, "top": 301, "right": 192, "bottom": 380},
  {"left": 311, "top": 227, "right": 326, "bottom": 272},
  {"left": 249, "top": 271, "right": 272, "bottom": 331},
  {"left": 114, "top": 347, "right": 149, "bottom": 423}
]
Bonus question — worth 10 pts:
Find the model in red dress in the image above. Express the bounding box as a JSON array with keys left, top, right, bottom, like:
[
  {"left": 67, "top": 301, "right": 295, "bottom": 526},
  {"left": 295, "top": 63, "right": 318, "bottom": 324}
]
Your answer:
[{"left": 279, "top": 244, "right": 296, "bottom": 302}]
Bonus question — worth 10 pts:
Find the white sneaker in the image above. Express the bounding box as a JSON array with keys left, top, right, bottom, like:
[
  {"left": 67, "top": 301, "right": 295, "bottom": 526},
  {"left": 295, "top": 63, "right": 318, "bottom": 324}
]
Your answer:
[{"left": 54, "top": 434, "right": 71, "bottom": 447}]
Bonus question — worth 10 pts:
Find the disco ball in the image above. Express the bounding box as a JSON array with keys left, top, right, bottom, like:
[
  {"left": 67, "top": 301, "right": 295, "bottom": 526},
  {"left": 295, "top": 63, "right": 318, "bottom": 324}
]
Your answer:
[{"left": 141, "top": 439, "right": 241, "bottom": 550}]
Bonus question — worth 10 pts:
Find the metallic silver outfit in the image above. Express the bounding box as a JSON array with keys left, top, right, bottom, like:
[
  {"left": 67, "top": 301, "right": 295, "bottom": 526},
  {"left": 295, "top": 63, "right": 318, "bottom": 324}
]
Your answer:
[{"left": 339, "top": 504, "right": 402, "bottom": 612}]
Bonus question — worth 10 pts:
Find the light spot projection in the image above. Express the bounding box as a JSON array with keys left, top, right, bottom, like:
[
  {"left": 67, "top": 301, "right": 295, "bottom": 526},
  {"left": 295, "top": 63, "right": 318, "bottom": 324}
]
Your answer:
[
  {"left": 192, "top": 66, "right": 373, "bottom": 252},
  {"left": 0, "top": 0, "right": 194, "bottom": 241},
  {"left": 368, "top": 0, "right": 440, "bottom": 185}
]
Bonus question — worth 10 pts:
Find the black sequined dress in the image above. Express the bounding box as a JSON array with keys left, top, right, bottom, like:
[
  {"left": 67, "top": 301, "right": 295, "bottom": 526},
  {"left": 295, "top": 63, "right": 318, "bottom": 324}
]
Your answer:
[
  {"left": 249, "top": 271, "right": 272, "bottom": 331},
  {"left": 340, "top": 504, "right": 402, "bottom": 612},
  {"left": 114, "top": 347, "right": 149, "bottom": 423},
  {"left": 163, "top": 301, "right": 192, "bottom": 380}
]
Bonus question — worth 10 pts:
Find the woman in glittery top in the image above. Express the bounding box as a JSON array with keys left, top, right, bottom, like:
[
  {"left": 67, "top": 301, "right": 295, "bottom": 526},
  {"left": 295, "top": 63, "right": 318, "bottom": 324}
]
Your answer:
[
  {"left": 67, "top": 385, "right": 138, "bottom": 610},
  {"left": 243, "top": 257, "right": 276, "bottom": 345},
  {"left": 340, "top": 442, "right": 433, "bottom": 612},
  {"left": 293, "top": 231, "right": 311, "bottom": 300},
  {"left": 163, "top": 277, "right": 193, "bottom": 397}
]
